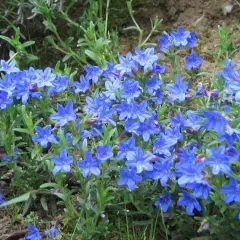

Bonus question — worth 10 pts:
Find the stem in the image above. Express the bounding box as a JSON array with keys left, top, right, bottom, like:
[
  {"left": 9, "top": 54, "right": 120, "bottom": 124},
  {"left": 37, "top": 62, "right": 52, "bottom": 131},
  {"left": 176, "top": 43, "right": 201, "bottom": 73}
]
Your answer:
[
  {"left": 127, "top": 0, "right": 143, "bottom": 47},
  {"left": 152, "top": 209, "right": 160, "bottom": 239},
  {"left": 70, "top": 215, "right": 81, "bottom": 240},
  {"left": 7, "top": 52, "right": 19, "bottom": 63},
  {"left": 125, "top": 206, "right": 130, "bottom": 240},
  {"left": 104, "top": 0, "right": 111, "bottom": 39},
  {"left": 160, "top": 208, "right": 168, "bottom": 240},
  {"left": 140, "top": 19, "right": 162, "bottom": 47}
]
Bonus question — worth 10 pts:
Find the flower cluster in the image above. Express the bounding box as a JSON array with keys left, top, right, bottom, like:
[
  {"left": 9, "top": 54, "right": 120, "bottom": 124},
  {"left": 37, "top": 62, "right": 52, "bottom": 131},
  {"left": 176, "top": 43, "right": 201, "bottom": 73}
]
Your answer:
[{"left": 0, "top": 26, "right": 240, "bottom": 237}]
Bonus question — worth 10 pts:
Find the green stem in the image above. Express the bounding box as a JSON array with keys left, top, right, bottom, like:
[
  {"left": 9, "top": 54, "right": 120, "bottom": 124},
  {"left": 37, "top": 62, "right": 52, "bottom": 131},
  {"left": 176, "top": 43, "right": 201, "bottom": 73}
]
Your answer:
[
  {"left": 7, "top": 52, "right": 19, "bottom": 63},
  {"left": 104, "top": 0, "right": 111, "bottom": 39},
  {"left": 160, "top": 208, "right": 168, "bottom": 240},
  {"left": 125, "top": 206, "right": 130, "bottom": 240}
]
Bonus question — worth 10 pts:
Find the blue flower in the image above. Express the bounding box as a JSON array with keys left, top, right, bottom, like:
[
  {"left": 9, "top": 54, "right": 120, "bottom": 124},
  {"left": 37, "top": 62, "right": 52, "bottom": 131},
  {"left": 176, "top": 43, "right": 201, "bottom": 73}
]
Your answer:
[
  {"left": 132, "top": 101, "right": 152, "bottom": 122},
  {"left": 145, "top": 75, "right": 163, "bottom": 95},
  {"left": 0, "top": 90, "right": 13, "bottom": 109},
  {"left": 121, "top": 79, "right": 141, "bottom": 101},
  {"left": 225, "top": 146, "right": 239, "bottom": 161},
  {"left": 0, "top": 60, "right": 19, "bottom": 74},
  {"left": 118, "top": 167, "right": 142, "bottom": 191},
  {"left": 14, "top": 79, "right": 41, "bottom": 104},
  {"left": 153, "top": 64, "right": 166, "bottom": 74},
  {"left": 151, "top": 88, "right": 164, "bottom": 104},
  {"left": 50, "top": 101, "right": 76, "bottom": 127},
  {"left": 169, "top": 112, "right": 186, "bottom": 128},
  {"left": 32, "top": 126, "right": 56, "bottom": 148},
  {"left": 0, "top": 190, "right": 6, "bottom": 204},
  {"left": 96, "top": 144, "right": 113, "bottom": 161},
  {"left": 45, "top": 226, "right": 60, "bottom": 239},
  {"left": 0, "top": 74, "right": 16, "bottom": 97},
  {"left": 176, "top": 163, "right": 204, "bottom": 187},
  {"left": 51, "top": 148, "right": 73, "bottom": 174},
  {"left": 24, "top": 224, "right": 42, "bottom": 240},
  {"left": 177, "top": 191, "right": 202, "bottom": 215},
  {"left": 115, "top": 101, "right": 134, "bottom": 120},
  {"left": 132, "top": 48, "right": 159, "bottom": 71},
  {"left": 202, "top": 110, "right": 227, "bottom": 134},
  {"left": 220, "top": 177, "right": 240, "bottom": 203},
  {"left": 114, "top": 52, "right": 138, "bottom": 76},
  {"left": 184, "top": 51, "right": 203, "bottom": 69},
  {"left": 77, "top": 151, "right": 101, "bottom": 177},
  {"left": 205, "top": 146, "right": 231, "bottom": 175},
  {"left": 102, "top": 62, "right": 117, "bottom": 79},
  {"left": 33, "top": 67, "right": 56, "bottom": 88},
  {"left": 84, "top": 65, "right": 102, "bottom": 83},
  {"left": 217, "top": 59, "right": 240, "bottom": 83},
  {"left": 125, "top": 147, "right": 153, "bottom": 173},
  {"left": 153, "top": 133, "right": 178, "bottom": 156},
  {"left": 163, "top": 125, "right": 183, "bottom": 142},
  {"left": 83, "top": 93, "right": 110, "bottom": 114},
  {"left": 175, "top": 147, "right": 196, "bottom": 168},
  {"left": 144, "top": 160, "right": 171, "bottom": 186},
  {"left": 183, "top": 110, "right": 203, "bottom": 131},
  {"left": 47, "top": 75, "right": 69, "bottom": 95},
  {"left": 90, "top": 124, "right": 103, "bottom": 137},
  {"left": 166, "top": 75, "right": 188, "bottom": 102},
  {"left": 104, "top": 79, "right": 122, "bottom": 100},
  {"left": 155, "top": 193, "right": 171, "bottom": 212},
  {"left": 170, "top": 26, "right": 191, "bottom": 47},
  {"left": 195, "top": 82, "right": 205, "bottom": 96},
  {"left": 236, "top": 211, "right": 240, "bottom": 221},
  {"left": 186, "top": 32, "right": 197, "bottom": 47},
  {"left": 187, "top": 180, "right": 211, "bottom": 199},
  {"left": 136, "top": 118, "right": 160, "bottom": 142},
  {"left": 158, "top": 33, "right": 172, "bottom": 51},
  {"left": 220, "top": 125, "right": 240, "bottom": 146},
  {"left": 97, "top": 106, "right": 116, "bottom": 126},
  {"left": 124, "top": 119, "right": 139, "bottom": 134},
  {"left": 72, "top": 75, "right": 90, "bottom": 93},
  {"left": 116, "top": 137, "right": 137, "bottom": 160}
]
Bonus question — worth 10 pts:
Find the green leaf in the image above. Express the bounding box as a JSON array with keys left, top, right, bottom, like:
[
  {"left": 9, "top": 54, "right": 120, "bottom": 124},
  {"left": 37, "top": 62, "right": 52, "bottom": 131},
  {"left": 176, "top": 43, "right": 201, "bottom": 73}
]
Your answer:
[
  {"left": 0, "top": 35, "right": 12, "bottom": 45},
  {"left": 22, "top": 195, "right": 33, "bottom": 216},
  {"left": 62, "top": 54, "right": 71, "bottom": 62},
  {"left": 85, "top": 50, "right": 98, "bottom": 62},
  {"left": 13, "top": 128, "right": 32, "bottom": 135},
  {"left": 40, "top": 196, "right": 48, "bottom": 211},
  {"left": 21, "top": 41, "right": 35, "bottom": 49},
  {"left": 124, "top": 26, "right": 139, "bottom": 31},
  {"left": 54, "top": 193, "right": 67, "bottom": 201},
  {"left": 0, "top": 192, "right": 31, "bottom": 208},
  {"left": 40, "top": 183, "right": 59, "bottom": 189},
  {"left": 43, "top": 20, "right": 56, "bottom": 32}
]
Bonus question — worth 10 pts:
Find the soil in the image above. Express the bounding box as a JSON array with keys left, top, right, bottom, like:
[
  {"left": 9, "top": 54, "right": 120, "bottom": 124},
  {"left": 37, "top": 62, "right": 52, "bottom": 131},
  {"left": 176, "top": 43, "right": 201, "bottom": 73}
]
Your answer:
[
  {"left": 1, "top": 0, "right": 240, "bottom": 239},
  {"left": 0, "top": 210, "right": 26, "bottom": 240}
]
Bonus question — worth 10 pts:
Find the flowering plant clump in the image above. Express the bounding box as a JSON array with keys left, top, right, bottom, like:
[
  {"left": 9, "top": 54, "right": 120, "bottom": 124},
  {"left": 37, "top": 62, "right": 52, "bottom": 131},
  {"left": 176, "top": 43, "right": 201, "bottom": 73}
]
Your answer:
[{"left": 0, "top": 25, "right": 240, "bottom": 239}]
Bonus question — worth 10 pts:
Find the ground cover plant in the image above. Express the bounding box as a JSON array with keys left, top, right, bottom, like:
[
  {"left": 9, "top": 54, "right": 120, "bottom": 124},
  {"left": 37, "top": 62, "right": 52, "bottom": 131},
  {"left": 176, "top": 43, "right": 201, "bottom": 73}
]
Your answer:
[{"left": 0, "top": 23, "right": 240, "bottom": 239}]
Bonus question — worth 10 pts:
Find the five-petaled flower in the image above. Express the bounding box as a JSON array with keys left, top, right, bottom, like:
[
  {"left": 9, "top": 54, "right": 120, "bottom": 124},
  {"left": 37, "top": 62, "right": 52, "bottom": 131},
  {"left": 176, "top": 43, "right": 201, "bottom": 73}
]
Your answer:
[
  {"left": 177, "top": 191, "right": 202, "bottom": 215},
  {"left": 50, "top": 101, "right": 76, "bottom": 127},
  {"left": 51, "top": 148, "right": 73, "bottom": 174},
  {"left": 220, "top": 177, "right": 240, "bottom": 203},
  {"left": 118, "top": 167, "right": 142, "bottom": 191},
  {"left": 24, "top": 224, "right": 42, "bottom": 240},
  {"left": 184, "top": 50, "right": 203, "bottom": 69},
  {"left": 32, "top": 125, "right": 56, "bottom": 148},
  {"left": 78, "top": 151, "right": 101, "bottom": 177},
  {"left": 155, "top": 192, "right": 172, "bottom": 212}
]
